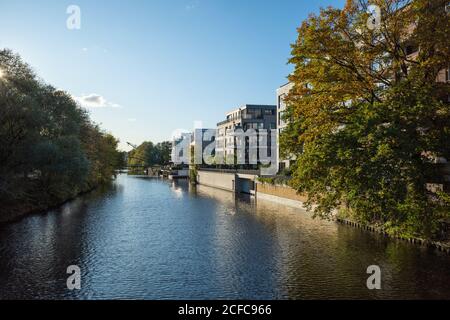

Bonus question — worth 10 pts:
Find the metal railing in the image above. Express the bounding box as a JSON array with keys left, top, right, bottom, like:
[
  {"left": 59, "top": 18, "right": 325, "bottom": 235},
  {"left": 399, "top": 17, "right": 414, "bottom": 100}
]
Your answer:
[{"left": 198, "top": 167, "right": 260, "bottom": 175}]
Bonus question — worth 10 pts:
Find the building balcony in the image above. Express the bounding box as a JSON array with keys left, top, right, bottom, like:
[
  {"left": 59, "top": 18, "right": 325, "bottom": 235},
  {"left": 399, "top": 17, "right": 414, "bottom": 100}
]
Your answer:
[{"left": 217, "top": 119, "right": 232, "bottom": 126}]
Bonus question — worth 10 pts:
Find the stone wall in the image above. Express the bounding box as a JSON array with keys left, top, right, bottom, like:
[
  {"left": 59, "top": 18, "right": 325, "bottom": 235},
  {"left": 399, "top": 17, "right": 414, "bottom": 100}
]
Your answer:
[
  {"left": 256, "top": 182, "right": 308, "bottom": 203},
  {"left": 197, "top": 170, "right": 236, "bottom": 192}
]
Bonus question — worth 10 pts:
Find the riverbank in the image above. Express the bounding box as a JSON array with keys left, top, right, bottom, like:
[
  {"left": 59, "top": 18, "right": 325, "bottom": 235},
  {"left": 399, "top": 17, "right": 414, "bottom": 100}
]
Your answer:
[
  {"left": 0, "top": 185, "right": 100, "bottom": 224},
  {"left": 336, "top": 217, "right": 450, "bottom": 255},
  {"left": 255, "top": 181, "right": 450, "bottom": 255}
]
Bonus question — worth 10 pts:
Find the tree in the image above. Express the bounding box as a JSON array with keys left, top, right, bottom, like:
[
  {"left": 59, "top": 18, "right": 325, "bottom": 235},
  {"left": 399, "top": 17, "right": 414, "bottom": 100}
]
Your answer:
[
  {"left": 127, "top": 141, "right": 172, "bottom": 169},
  {"left": 116, "top": 151, "right": 128, "bottom": 169},
  {"left": 282, "top": 0, "right": 450, "bottom": 238},
  {"left": 0, "top": 49, "right": 122, "bottom": 216},
  {"left": 155, "top": 141, "right": 172, "bottom": 166}
]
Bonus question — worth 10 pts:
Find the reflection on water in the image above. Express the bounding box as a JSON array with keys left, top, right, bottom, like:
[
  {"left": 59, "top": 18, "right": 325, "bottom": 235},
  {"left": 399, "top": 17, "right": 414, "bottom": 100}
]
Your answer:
[{"left": 0, "top": 175, "right": 449, "bottom": 299}]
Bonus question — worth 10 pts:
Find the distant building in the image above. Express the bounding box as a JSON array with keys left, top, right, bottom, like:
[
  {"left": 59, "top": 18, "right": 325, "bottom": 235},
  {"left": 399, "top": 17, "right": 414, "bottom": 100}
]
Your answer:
[
  {"left": 171, "top": 132, "right": 192, "bottom": 165},
  {"left": 190, "top": 128, "right": 216, "bottom": 165},
  {"left": 216, "top": 104, "right": 277, "bottom": 167}
]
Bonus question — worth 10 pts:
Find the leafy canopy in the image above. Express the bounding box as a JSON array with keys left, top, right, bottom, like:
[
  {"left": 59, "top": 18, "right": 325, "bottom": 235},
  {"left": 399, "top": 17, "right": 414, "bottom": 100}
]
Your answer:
[
  {"left": 0, "top": 49, "right": 123, "bottom": 213},
  {"left": 282, "top": 0, "right": 450, "bottom": 238}
]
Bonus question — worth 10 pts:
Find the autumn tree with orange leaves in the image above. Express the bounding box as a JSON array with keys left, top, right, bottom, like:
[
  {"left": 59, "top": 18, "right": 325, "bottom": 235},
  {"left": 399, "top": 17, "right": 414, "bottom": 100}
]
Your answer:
[{"left": 281, "top": 0, "right": 450, "bottom": 238}]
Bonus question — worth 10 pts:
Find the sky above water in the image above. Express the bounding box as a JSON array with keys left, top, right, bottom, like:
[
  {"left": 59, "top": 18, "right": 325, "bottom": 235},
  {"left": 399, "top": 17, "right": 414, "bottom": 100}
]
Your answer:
[{"left": 0, "top": 0, "right": 345, "bottom": 150}]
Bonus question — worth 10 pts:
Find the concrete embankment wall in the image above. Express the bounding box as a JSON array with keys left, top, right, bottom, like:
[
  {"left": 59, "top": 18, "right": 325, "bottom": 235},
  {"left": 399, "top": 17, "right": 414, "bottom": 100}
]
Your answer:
[
  {"left": 197, "top": 171, "right": 236, "bottom": 192},
  {"left": 256, "top": 182, "right": 450, "bottom": 254},
  {"left": 256, "top": 183, "right": 308, "bottom": 208}
]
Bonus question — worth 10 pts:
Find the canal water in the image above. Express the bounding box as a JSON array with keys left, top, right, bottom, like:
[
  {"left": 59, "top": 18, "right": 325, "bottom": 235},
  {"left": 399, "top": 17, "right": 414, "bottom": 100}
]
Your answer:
[{"left": 0, "top": 174, "right": 449, "bottom": 299}]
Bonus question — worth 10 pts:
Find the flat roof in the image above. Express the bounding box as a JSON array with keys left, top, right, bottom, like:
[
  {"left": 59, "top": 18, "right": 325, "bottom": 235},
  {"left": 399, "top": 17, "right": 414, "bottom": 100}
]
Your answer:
[
  {"left": 225, "top": 104, "right": 276, "bottom": 115},
  {"left": 279, "top": 82, "right": 291, "bottom": 89}
]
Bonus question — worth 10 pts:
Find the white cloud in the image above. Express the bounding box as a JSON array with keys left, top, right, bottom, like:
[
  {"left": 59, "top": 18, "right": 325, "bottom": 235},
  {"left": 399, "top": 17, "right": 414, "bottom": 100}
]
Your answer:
[
  {"left": 127, "top": 118, "right": 137, "bottom": 122},
  {"left": 74, "top": 93, "right": 121, "bottom": 108},
  {"left": 82, "top": 47, "right": 109, "bottom": 54}
]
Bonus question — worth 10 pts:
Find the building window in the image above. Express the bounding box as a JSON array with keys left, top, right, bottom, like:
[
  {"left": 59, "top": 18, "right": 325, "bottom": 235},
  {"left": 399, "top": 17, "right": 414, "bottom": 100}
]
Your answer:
[
  {"left": 278, "top": 110, "right": 285, "bottom": 126},
  {"left": 279, "top": 94, "right": 287, "bottom": 110},
  {"left": 247, "top": 108, "right": 262, "bottom": 119}
]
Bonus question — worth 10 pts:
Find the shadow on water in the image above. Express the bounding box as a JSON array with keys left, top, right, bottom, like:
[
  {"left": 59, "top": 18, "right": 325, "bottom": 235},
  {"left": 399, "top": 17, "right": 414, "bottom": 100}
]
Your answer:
[{"left": 0, "top": 174, "right": 449, "bottom": 299}]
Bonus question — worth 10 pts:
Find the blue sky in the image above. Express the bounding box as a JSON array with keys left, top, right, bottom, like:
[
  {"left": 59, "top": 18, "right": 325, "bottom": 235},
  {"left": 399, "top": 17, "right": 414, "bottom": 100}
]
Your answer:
[{"left": 0, "top": 0, "right": 345, "bottom": 151}]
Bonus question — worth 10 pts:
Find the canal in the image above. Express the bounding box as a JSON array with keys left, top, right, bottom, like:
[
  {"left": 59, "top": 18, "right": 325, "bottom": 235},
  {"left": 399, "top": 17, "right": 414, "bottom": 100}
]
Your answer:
[{"left": 0, "top": 174, "right": 449, "bottom": 299}]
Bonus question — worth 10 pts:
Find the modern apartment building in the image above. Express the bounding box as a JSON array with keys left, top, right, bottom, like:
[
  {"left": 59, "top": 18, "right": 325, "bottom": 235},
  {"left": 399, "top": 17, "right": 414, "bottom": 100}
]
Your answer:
[
  {"left": 216, "top": 104, "right": 277, "bottom": 167},
  {"left": 276, "top": 82, "right": 294, "bottom": 171},
  {"left": 190, "top": 128, "right": 216, "bottom": 165},
  {"left": 402, "top": 10, "right": 450, "bottom": 190}
]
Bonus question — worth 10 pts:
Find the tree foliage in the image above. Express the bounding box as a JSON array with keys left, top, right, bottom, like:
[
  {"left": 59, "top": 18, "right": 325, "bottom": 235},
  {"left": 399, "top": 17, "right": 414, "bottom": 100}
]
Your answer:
[
  {"left": 0, "top": 49, "right": 122, "bottom": 216},
  {"left": 282, "top": 0, "right": 450, "bottom": 238},
  {"left": 128, "top": 141, "right": 172, "bottom": 168}
]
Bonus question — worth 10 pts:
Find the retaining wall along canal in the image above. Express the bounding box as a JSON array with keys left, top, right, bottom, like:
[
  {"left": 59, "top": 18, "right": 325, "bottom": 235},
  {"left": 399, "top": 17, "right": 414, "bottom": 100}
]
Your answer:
[
  {"left": 255, "top": 182, "right": 450, "bottom": 255},
  {"left": 197, "top": 170, "right": 236, "bottom": 192}
]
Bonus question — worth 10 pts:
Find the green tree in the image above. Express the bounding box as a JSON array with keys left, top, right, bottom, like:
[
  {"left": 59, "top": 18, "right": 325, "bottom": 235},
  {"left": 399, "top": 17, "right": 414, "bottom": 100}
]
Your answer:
[
  {"left": 282, "top": 0, "right": 450, "bottom": 238},
  {"left": 128, "top": 141, "right": 172, "bottom": 169},
  {"left": 155, "top": 141, "right": 172, "bottom": 166},
  {"left": 116, "top": 151, "right": 128, "bottom": 169},
  {"left": 0, "top": 49, "right": 122, "bottom": 217}
]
